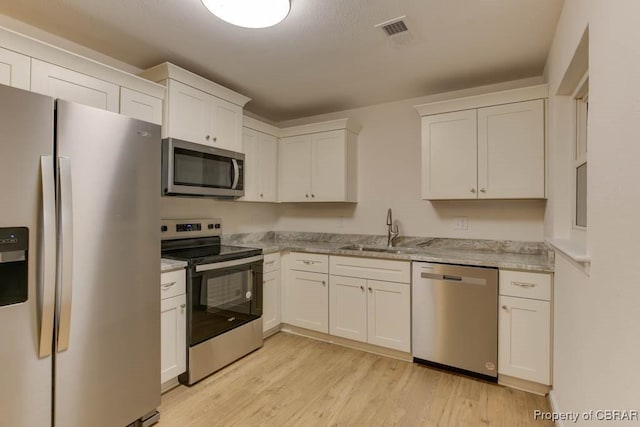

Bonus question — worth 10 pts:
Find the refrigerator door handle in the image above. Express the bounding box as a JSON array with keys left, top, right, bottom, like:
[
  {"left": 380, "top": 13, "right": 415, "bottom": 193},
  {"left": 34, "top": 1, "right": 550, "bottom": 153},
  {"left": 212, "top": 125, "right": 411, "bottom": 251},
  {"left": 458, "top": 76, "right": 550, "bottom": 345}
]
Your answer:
[
  {"left": 57, "top": 156, "right": 74, "bottom": 353},
  {"left": 39, "top": 156, "right": 56, "bottom": 358}
]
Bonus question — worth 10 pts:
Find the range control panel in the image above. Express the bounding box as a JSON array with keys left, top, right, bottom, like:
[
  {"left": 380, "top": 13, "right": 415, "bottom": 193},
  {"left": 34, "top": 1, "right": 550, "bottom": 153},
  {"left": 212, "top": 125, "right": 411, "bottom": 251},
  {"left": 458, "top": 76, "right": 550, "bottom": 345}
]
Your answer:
[{"left": 160, "top": 218, "right": 222, "bottom": 240}]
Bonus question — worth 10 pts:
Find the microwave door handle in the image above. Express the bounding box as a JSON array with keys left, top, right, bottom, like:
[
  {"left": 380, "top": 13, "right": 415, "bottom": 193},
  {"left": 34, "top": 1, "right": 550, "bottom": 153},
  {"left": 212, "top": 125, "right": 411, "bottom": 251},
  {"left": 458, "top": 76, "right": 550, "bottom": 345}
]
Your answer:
[{"left": 231, "top": 159, "right": 239, "bottom": 189}]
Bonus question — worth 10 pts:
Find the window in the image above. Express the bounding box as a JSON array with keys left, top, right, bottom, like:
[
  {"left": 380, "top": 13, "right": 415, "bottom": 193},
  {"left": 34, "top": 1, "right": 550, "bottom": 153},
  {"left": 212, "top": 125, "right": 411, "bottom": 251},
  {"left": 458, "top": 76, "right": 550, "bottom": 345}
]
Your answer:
[{"left": 574, "top": 79, "right": 588, "bottom": 228}]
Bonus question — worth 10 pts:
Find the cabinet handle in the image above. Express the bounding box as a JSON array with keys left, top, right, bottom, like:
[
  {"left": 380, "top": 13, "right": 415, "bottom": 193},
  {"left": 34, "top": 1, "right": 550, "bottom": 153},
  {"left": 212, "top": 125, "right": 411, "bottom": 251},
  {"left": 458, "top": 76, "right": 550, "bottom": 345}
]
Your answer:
[
  {"left": 322, "top": 281, "right": 326, "bottom": 287},
  {"left": 368, "top": 287, "right": 373, "bottom": 293},
  {"left": 260, "top": 193, "right": 264, "bottom": 197},
  {"left": 180, "top": 304, "right": 186, "bottom": 309},
  {"left": 213, "top": 137, "right": 217, "bottom": 142},
  {"left": 302, "top": 260, "right": 316, "bottom": 265},
  {"left": 470, "top": 188, "right": 476, "bottom": 193},
  {"left": 161, "top": 281, "right": 176, "bottom": 290},
  {"left": 512, "top": 281, "right": 536, "bottom": 288},
  {"left": 360, "top": 285, "right": 364, "bottom": 291},
  {"left": 205, "top": 135, "right": 210, "bottom": 141},
  {"left": 305, "top": 194, "right": 309, "bottom": 198},
  {"left": 502, "top": 305, "right": 509, "bottom": 311},
  {"left": 480, "top": 188, "right": 486, "bottom": 193},
  {"left": 265, "top": 260, "right": 276, "bottom": 265},
  {"left": 311, "top": 194, "right": 315, "bottom": 198}
]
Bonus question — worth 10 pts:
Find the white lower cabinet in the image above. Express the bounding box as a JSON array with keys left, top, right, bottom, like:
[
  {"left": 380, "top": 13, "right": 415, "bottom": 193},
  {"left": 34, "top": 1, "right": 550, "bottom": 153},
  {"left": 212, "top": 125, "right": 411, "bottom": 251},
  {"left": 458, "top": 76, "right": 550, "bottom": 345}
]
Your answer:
[
  {"left": 329, "top": 275, "right": 410, "bottom": 352},
  {"left": 498, "top": 270, "right": 552, "bottom": 385},
  {"left": 366, "top": 279, "right": 411, "bottom": 351},
  {"left": 329, "top": 256, "right": 411, "bottom": 352},
  {"left": 160, "top": 294, "right": 186, "bottom": 384},
  {"left": 285, "top": 269, "right": 329, "bottom": 333},
  {"left": 160, "top": 269, "right": 186, "bottom": 387},
  {"left": 262, "top": 253, "right": 281, "bottom": 334},
  {"left": 329, "top": 276, "right": 367, "bottom": 342}
]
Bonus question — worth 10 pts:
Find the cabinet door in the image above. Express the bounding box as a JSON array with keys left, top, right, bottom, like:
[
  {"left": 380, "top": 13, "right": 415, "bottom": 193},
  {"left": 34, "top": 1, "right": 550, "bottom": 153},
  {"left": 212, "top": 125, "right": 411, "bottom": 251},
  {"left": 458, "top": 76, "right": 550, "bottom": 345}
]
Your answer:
[
  {"left": 160, "top": 294, "right": 186, "bottom": 384},
  {"left": 498, "top": 295, "right": 550, "bottom": 384},
  {"left": 0, "top": 47, "right": 30, "bottom": 90},
  {"left": 262, "top": 270, "right": 281, "bottom": 333},
  {"left": 30, "top": 59, "right": 119, "bottom": 112},
  {"left": 120, "top": 87, "right": 163, "bottom": 125},
  {"left": 421, "top": 110, "right": 478, "bottom": 199},
  {"left": 278, "top": 135, "right": 312, "bottom": 202},
  {"left": 477, "top": 100, "right": 545, "bottom": 198},
  {"left": 329, "top": 275, "right": 367, "bottom": 342},
  {"left": 284, "top": 269, "right": 328, "bottom": 333},
  {"left": 257, "top": 132, "right": 278, "bottom": 201},
  {"left": 166, "top": 79, "right": 210, "bottom": 144},
  {"left": 367, "top": 280, "right": 410, "bottom": 352},
  {"left": 241, "top": 127, "right": 259, "bottom": 201},
  {"left": 311, "top": 130, "right": 346, "bottom": 201},
  {"left": 210, "top": 96, "right": 243, "bottom": 152}
]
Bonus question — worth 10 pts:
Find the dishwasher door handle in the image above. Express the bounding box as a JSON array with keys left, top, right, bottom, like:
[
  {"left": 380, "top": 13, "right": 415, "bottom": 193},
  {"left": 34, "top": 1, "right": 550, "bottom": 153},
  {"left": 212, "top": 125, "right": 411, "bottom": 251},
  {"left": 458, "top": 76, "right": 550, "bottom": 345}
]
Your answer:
[{"left": 420, "top": 272, "right": 487, "bottom": 286}]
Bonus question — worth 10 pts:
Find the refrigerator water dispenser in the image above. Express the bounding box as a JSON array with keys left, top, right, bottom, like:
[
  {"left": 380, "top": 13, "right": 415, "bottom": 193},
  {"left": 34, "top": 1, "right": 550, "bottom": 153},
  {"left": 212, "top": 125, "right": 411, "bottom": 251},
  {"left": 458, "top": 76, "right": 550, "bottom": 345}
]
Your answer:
[{"left": 0, "top": 227, "right": 28, "bottom": 307}]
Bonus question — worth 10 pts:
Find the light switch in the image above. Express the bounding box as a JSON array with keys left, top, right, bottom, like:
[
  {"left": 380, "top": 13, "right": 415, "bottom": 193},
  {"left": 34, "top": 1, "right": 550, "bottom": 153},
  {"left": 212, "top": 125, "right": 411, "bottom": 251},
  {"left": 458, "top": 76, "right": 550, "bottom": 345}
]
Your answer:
[{"left": 454, "top": 216, "right": 468, "bottom": 230}]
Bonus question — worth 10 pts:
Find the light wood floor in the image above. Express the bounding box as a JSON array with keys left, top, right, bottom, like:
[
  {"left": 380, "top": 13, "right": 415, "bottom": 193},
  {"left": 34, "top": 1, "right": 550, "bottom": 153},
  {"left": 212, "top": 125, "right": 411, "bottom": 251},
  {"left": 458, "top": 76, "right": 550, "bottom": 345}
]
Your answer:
[{"left": 158, "top": 332, "right": 553, "bottom": 427}]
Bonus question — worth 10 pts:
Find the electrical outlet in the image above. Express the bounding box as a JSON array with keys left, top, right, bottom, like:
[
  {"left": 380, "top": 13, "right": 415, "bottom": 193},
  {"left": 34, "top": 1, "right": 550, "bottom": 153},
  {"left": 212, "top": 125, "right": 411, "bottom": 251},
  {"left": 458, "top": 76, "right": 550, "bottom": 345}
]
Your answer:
[{"left": 454, "top": 216, "right": 468, "bottom": 230}]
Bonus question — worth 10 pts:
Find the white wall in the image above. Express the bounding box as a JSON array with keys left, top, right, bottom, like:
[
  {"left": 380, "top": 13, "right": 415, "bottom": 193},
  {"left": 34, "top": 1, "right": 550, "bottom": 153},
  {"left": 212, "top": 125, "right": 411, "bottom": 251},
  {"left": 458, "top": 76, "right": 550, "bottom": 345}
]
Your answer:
[
  {"left": 160, "top": 198, "right": 279, "bottom": 234},
  {"left": 545, "top": 1, "right": 640, "bottom": 424},
  {"left": 276, "top": 79, "right": 546, "bottom": 241}
]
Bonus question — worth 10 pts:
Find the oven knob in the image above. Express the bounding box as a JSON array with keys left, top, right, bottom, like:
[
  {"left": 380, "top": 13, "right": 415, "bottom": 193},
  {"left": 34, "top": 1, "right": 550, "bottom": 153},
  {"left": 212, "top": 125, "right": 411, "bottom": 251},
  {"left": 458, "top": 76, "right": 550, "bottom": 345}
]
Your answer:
[{"left": 245, "top": 291, "right": 252, "bottom": 299}]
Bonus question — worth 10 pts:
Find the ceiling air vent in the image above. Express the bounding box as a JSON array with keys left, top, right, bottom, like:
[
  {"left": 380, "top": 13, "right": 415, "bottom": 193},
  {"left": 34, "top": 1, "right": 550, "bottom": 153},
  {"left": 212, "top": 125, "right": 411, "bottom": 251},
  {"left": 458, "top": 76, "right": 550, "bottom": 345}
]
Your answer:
[{"left": 376, "top": 16, "right": 409, "bottom": 37}]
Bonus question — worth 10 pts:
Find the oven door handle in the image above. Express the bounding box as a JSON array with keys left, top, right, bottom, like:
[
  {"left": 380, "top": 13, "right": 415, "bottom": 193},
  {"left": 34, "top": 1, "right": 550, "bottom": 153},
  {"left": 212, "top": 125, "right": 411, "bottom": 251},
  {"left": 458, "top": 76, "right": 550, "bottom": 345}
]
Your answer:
[{"left": 195, "top": 255, "right": 264, "bottom": 272}]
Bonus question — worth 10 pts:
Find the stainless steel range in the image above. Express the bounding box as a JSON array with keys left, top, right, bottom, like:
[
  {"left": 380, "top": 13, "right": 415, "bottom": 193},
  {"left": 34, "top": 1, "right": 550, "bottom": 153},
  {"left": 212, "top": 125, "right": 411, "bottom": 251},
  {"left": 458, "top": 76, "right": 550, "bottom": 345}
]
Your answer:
[{"left": 161, "top": 218, "right": 263, "bottom": 385}]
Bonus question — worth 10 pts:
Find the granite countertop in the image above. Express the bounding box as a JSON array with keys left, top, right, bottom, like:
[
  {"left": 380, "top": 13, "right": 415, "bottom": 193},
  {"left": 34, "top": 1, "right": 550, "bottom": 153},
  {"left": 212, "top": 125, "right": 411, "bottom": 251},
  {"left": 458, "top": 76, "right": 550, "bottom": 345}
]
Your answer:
[
  {"left": 223, "top": 232, "right": 555, "bottom": 273},
  {"left": 161, "top": 258, "right": 188, "bottom": 273}
]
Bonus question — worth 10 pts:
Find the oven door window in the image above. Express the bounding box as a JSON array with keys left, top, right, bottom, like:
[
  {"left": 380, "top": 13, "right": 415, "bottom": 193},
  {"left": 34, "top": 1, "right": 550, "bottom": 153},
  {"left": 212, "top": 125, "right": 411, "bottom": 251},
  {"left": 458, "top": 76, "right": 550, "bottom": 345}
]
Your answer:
[
  {"left": 190, "top": 264, "right": 261, "bottom": 346},
  {"left": 174, "top": 147, "right": 235, "bottom": 189}
]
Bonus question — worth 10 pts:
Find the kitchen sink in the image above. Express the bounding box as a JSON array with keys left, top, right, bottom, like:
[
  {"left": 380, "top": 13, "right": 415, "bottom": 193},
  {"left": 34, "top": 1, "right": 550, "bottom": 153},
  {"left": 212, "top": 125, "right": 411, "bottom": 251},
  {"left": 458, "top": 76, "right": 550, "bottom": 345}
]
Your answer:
[{"left": 339, "top": 244, "right": 407, "bottom": 254}]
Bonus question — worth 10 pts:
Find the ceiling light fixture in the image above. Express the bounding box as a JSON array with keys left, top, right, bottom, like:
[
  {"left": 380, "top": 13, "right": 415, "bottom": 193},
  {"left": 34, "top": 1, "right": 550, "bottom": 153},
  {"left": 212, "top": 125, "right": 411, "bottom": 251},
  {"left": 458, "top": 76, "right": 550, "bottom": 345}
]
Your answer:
[{"left": 201, "top": 0, "right": 290, "bottom": 29}]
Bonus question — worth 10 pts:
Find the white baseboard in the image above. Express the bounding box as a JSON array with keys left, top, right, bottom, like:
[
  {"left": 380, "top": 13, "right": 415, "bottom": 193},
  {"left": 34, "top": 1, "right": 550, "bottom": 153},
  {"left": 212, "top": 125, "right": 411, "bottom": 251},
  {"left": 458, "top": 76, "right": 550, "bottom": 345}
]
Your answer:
[{"left": 548, "top": 390, "right": 565, "bottom": 427}]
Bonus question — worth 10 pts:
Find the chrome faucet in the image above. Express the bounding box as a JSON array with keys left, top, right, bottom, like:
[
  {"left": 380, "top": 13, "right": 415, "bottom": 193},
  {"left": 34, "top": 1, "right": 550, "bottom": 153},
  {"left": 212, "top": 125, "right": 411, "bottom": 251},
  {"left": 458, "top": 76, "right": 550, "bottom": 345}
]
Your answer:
[{"left": 386, "top": 208, "right": 399, "bottom": 247}]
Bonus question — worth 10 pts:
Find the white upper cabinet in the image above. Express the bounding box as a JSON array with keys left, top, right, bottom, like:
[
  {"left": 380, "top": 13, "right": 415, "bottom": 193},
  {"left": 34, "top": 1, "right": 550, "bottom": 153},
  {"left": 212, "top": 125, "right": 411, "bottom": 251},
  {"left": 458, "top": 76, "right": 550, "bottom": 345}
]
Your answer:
[
  {"left": 0, "top": 47, "right": 30, "bottom": 90},
  {"left": 139, "top": 62, "right": 250, "bottom": 152},
  {"left": 416, "top": 85, "right": 547, "bottom": 200},
  {"left": 166, "top": 79, "right": 210, "bottom": 144},
  {"left": 31, "top": 59, "right": 120, "bottom": 112},
  {"left": 241, "top": 118, "right": 278, "bottom": 202},
  {"left": 477, "top": 100, "right": 545, "bottom": 198},
  {"left": 120, "top": 87, "right": 163, "bottom": 125},
  {"left": 278, "top": 119, "right": 359, "bottom": 203},
  {"left": 279, "top": 135, "right": 313, "bottom": 201},
  {"left": 0, "top": 27, "right": 165, "bottom": 122},
  {"left": 421, "top": 110, "right": 478, "bottom": 199}
]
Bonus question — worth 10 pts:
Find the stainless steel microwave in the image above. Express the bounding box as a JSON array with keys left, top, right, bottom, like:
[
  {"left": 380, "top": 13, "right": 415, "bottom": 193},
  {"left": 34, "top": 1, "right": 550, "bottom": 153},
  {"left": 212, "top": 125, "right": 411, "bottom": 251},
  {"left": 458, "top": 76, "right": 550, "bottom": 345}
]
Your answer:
[{"left": 162, "top": 138, "right": 244, "bottom": 198}]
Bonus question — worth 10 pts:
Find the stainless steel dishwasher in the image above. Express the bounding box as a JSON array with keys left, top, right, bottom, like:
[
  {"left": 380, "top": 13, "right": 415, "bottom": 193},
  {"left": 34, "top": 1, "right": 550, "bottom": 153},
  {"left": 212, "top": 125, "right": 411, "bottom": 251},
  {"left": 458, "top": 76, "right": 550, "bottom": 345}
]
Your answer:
[{"left": 412, "top": 262, "right": 498, "bottom": 381}]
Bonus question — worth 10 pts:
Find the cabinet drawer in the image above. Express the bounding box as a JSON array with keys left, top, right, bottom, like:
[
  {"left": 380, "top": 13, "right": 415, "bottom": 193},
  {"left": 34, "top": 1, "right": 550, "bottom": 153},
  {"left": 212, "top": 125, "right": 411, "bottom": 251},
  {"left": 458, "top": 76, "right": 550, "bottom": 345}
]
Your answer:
[
  {"left": 330, "top": 256, "right": 410, "bottom": 284},
  {"left": 499, "top": 270, "right": 551, "bottom": 301},
  {"left": 263, "top": 253, "right": 281, "bottom": 273},
  {"left": 161, "top": 269, "right": 186, "bottom": 300},
  {"left": 288, "top": 252, "right": 328, "bottom": 273}
]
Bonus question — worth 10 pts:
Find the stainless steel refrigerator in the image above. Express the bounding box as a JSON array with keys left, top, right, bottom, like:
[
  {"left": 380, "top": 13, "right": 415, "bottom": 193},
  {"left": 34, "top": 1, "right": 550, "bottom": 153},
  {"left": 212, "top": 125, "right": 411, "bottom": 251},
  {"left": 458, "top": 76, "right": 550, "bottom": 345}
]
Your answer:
[{"left": 0, "top": 84, "right": 161, "bottom": 426}]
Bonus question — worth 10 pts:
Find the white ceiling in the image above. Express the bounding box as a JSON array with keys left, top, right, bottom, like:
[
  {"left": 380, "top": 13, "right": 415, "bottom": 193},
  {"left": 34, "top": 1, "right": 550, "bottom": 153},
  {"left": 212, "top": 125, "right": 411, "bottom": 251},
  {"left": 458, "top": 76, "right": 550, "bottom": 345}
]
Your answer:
[{"left": 1, "top": 0, "right": 564, "bottom": 122}]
